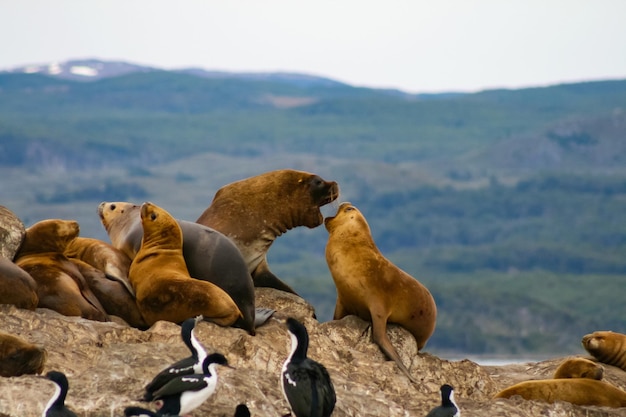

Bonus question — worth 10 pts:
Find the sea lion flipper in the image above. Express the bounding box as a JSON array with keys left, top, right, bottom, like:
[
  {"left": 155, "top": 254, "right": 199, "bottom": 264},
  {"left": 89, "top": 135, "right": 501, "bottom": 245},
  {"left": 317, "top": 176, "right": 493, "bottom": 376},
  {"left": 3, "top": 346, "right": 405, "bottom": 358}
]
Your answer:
[
  {"left": 253, "top": 307, "right": 275, "bottom": 328},
  {"left": 370, "top": 312, "right": 416, "bottom": 383}
]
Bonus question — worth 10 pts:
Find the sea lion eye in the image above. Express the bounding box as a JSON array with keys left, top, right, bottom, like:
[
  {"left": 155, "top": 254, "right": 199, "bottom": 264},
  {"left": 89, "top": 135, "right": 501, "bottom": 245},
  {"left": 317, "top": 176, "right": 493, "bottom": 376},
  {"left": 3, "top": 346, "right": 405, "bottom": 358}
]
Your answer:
[
  {"left": 110, "top": 204, "right": 116, "bottom": 210},
  {"left": 311, "top": 176, "right": 323, "bottom": 187},
  {"left": 150, "top": 213, "right": 157, "bottom": 221}
]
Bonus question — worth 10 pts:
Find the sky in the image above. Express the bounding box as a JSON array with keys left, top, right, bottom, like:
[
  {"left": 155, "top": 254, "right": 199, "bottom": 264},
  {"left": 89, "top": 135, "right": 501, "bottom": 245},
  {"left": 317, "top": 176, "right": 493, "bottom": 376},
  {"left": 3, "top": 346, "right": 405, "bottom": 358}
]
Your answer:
[{"left": 2, "top": 0, "right": 626, "bottom": 93}]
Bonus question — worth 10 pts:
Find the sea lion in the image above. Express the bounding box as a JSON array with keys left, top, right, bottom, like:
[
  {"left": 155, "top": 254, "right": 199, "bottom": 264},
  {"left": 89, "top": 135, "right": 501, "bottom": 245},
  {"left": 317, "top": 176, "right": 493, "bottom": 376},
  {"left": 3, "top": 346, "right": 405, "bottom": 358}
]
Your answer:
[
  {"left": 582, "top": 331, "right": 626, "bottom": 372},
  {"left": 0, "top": 257, "right": 39, "bottom": 310},
  {"left": 494, "top": 378, "right": 626, "bottom": 407},
  {"left": 196, "top": 169, "right": 339, "bottom": 294},
  {"left": 128, "top": 201, "right": 242, "bottom": 327},
  {"left": 14, "top": 219, "right": 109, "bottom": 322},
  {"left": 65, "top": 237, "right": 134, "bottom": 296},
  {"left": 98, "top": 201, "right": 256, "bottom": 334},
  {"left": 0, "top": 331, "right": 46, "bottom": 377},
  {"left": 70, "top": 258, "right": 147, "bottom": 328},
  {"left": 324, "top": 202, "right": 436, "bottom": 382},
  {"left": 553, "top": 357, "right": 604, "bottom": 380}
]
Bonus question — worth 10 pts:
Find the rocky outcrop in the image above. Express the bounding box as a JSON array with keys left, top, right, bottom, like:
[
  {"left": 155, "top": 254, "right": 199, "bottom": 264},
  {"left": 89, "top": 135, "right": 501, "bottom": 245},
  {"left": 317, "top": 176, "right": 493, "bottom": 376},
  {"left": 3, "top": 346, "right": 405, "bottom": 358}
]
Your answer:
[
  {"left": 0, "top": 206, "right": 25, "bottom": 261},
  {"left": 0, "top": 289, "right": 625, "bottom": 416}
]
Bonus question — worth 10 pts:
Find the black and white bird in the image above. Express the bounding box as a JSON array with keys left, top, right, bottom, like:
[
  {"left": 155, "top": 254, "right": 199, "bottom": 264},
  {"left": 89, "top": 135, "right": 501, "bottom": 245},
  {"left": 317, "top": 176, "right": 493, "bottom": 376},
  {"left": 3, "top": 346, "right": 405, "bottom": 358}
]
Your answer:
[
  {"left": 42, "top": 371, "right": 78, "bottom": 417},
  {"left": 281, "top": 317, "right": 336, "bottom": 417},
  {"left": 142, "top": 315, "right": 207, "bottom": 401},
  {"left": 425, "top": 384, "right": 460, "bottom": 417},
  {"left": 151, "top": 352, "right": 231, "bottom": 416}
]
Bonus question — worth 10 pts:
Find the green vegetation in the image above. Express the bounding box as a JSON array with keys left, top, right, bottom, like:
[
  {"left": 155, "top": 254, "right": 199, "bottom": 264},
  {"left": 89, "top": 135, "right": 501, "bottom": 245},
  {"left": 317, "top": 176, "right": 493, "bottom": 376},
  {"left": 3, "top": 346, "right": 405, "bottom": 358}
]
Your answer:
[{"left": 2, "top": 70, "right": 626, "bottom": 356}]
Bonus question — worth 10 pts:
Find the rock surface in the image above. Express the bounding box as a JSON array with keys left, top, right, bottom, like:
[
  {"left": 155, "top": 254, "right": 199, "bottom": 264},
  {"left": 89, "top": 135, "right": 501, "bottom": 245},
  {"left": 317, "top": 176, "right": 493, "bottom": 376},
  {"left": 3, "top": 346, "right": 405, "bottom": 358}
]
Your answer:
[
  {"left": 0, "top": 206, "right": 25, "bottom": 261},
  {"left": 0, "top": 288, "right": 625, "bottom": 417}
]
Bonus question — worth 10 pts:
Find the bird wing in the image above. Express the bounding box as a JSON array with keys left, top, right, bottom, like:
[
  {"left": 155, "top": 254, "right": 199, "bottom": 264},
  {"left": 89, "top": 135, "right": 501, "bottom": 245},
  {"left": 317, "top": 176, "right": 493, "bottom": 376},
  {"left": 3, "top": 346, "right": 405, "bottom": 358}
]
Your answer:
[
  {"left": 283, "top": 364, "right": 314, "bottom": 417},
  {"left": 152, "top": 374, "right": 208, "bottom": 399},
  {"left": 143, "top": 357, "right": 196, "bottom": 398},
  {"left": 283, "top": 360, "right": 336, "bottom": 417}
]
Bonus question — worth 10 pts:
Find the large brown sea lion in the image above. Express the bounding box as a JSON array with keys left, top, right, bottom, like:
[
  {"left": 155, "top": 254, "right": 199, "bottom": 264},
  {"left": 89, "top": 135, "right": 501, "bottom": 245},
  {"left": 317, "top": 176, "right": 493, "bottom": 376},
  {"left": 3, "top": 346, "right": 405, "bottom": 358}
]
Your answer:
[
  {"left": 324, "top": 202, "right": 437, "bottom": 382},
  {"left": 582, "top": 330, "right": 626, "bottom": 372},
  {"left": 196, "top": 169, "right": 339, "bottom": 294},
  {"left": 0, "top": 331, "right": 46, "bottom": 377},
  {"left": 98, "top": 201, "right": 256, "bottom": 334},
  {"left": 494, "top": 378, "right": 626, "bottom": 407},
  {"left": 128, "top": 202, "right": 242, "bottom": 327},
  {"left": 0, "top": 257, "right": 39, "bottom": 310},
  {"left": 14, "top": 219, "right": 109, "bottom": 321}
]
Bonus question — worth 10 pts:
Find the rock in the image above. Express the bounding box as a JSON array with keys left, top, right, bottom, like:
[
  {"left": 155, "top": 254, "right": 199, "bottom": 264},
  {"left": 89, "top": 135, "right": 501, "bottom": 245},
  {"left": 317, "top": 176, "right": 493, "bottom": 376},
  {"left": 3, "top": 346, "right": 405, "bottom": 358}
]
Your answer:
[
  {"left": 0, "top": 288, "right": 625, "bottom": 416},
  {"left": 0, "top": 206, "right": 25, "bottom": 261}
]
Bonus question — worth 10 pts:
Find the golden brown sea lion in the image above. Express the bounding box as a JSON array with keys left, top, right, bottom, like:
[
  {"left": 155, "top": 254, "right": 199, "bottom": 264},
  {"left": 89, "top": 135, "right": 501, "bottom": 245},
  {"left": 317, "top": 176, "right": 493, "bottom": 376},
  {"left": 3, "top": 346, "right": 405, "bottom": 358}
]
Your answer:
[
  {"left": 0, "top": 257, "right": 39, "bottom": 310},
  {"left": 196, "top": 169, "right": 339, "bottom": 294},
  {"left": 98, "top": 201, "right": 256, "bottom": 334},
  {"left": 0, "top": 331, "right": 46, "bottom": 377},
  {"left": 494, "top": 378, "right": 626, "bottom": 407},
  {"left": 324, "top": 202, "right": 436, "bottom": 382},
  {"left": 582, "top": 331, "right": 626, "bottom": 372},
  {"left": 128, "top": 202, "right": 242, "bottom": 327},
  {"left": 14, "top": 219, "right": 109, "bottom": 322},
  {"left": 553, "top": 357, "right": 604, "bottom": 380}
]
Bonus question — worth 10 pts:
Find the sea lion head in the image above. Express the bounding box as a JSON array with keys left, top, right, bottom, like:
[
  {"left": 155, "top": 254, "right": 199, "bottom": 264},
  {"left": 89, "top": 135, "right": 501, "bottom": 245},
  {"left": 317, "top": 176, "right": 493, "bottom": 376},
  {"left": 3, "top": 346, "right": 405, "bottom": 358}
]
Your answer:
[
  {"left": 324, "top": 202, "right": 371, "bottom": 235},
  {"left": 138, "top": 202, "right": 183, "bottom": 249},
  {"left": 0, "top": 332, "right": 47, "bottom": 377},
  {"left": 98, "top": 201, "right": 140, "bottom": 233},
  {"left": 17, "top": 219, "right": 80, "bottom": 257},
  {"left": 582, "top": 331, "right": 626, "bottom": 364},
  {"left": 553, "top": 357, "right": 604, "bottom": 380},
  {"left": 212, "top": 170, "right": 339, "bottom": 230},
  {"left": 283, "top": 170, "right": 339, "bottom": 228},
  {"left": 98, "top": 201, "right": 142, "bottom": 254}
]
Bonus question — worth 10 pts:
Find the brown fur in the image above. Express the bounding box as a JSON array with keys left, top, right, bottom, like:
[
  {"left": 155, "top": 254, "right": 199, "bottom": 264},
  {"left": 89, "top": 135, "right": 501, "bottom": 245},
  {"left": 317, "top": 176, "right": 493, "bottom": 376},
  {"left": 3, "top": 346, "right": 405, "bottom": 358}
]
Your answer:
[
  {"left": 14, "top": 219, "right": 109, "bottom": 321},
  {"left": 129, "top": 202, "right": 242, "bottom": 327},
  {"left": 582, "top": 331, "right": 626, "bottom": 371},
  {"left": 0, "top": 331, "right": 46, "bottom": 377},
  {"left": 65, "top": 237, "right": 134, "bottom": 295},
  {"left": 553, "top": 357, "right": 603, "bottom": 380},
  {"left": 494, "top": 379, "right": 626, "bottom": 407},
  {"left": 0, "top": 257, "right": 39, "bottom": 310},
  {"left": 324, "top": 202, "right": 437, "bottom": 383},
  {"left": 70, "top": 258, "right": 147, "bottom": 328},
  {"left": 196, "top": 169, "right": 339, "bottom": 294}
]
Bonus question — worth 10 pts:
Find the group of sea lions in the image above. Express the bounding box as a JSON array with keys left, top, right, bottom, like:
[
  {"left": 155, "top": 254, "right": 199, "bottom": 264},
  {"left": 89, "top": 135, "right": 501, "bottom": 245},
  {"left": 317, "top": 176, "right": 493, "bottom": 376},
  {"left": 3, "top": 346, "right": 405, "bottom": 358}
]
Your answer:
[
  {"left": 1, "top": 168, "right": 626, "bottom": 412},
  {"left": 494, "top": 331, "right": 626, "bottom": 408},
  {"left": 0, "top": 168, "right": 439, "bottom": 383}
]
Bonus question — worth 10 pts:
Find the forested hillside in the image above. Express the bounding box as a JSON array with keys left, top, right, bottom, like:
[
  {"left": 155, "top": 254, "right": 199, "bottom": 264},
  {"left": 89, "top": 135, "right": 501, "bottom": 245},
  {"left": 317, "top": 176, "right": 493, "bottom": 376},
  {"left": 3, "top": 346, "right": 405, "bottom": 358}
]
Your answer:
[{"left": 2, "top": 62, "right": 625, "bottom": 357}]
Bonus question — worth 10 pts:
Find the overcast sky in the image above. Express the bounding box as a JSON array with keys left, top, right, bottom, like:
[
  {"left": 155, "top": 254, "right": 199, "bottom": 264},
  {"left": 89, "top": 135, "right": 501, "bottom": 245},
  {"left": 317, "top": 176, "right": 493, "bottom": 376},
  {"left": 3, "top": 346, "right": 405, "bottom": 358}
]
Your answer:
[{"left": 2, "top": 0, "right": 625, "bottom": 93}]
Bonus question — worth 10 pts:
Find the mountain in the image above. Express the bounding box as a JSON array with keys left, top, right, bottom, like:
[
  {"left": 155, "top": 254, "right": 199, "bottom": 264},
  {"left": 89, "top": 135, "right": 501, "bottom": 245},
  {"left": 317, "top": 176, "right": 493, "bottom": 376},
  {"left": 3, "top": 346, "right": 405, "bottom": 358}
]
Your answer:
[{"left": 2, "top": 59, "right": 626, "bottom": 356}]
